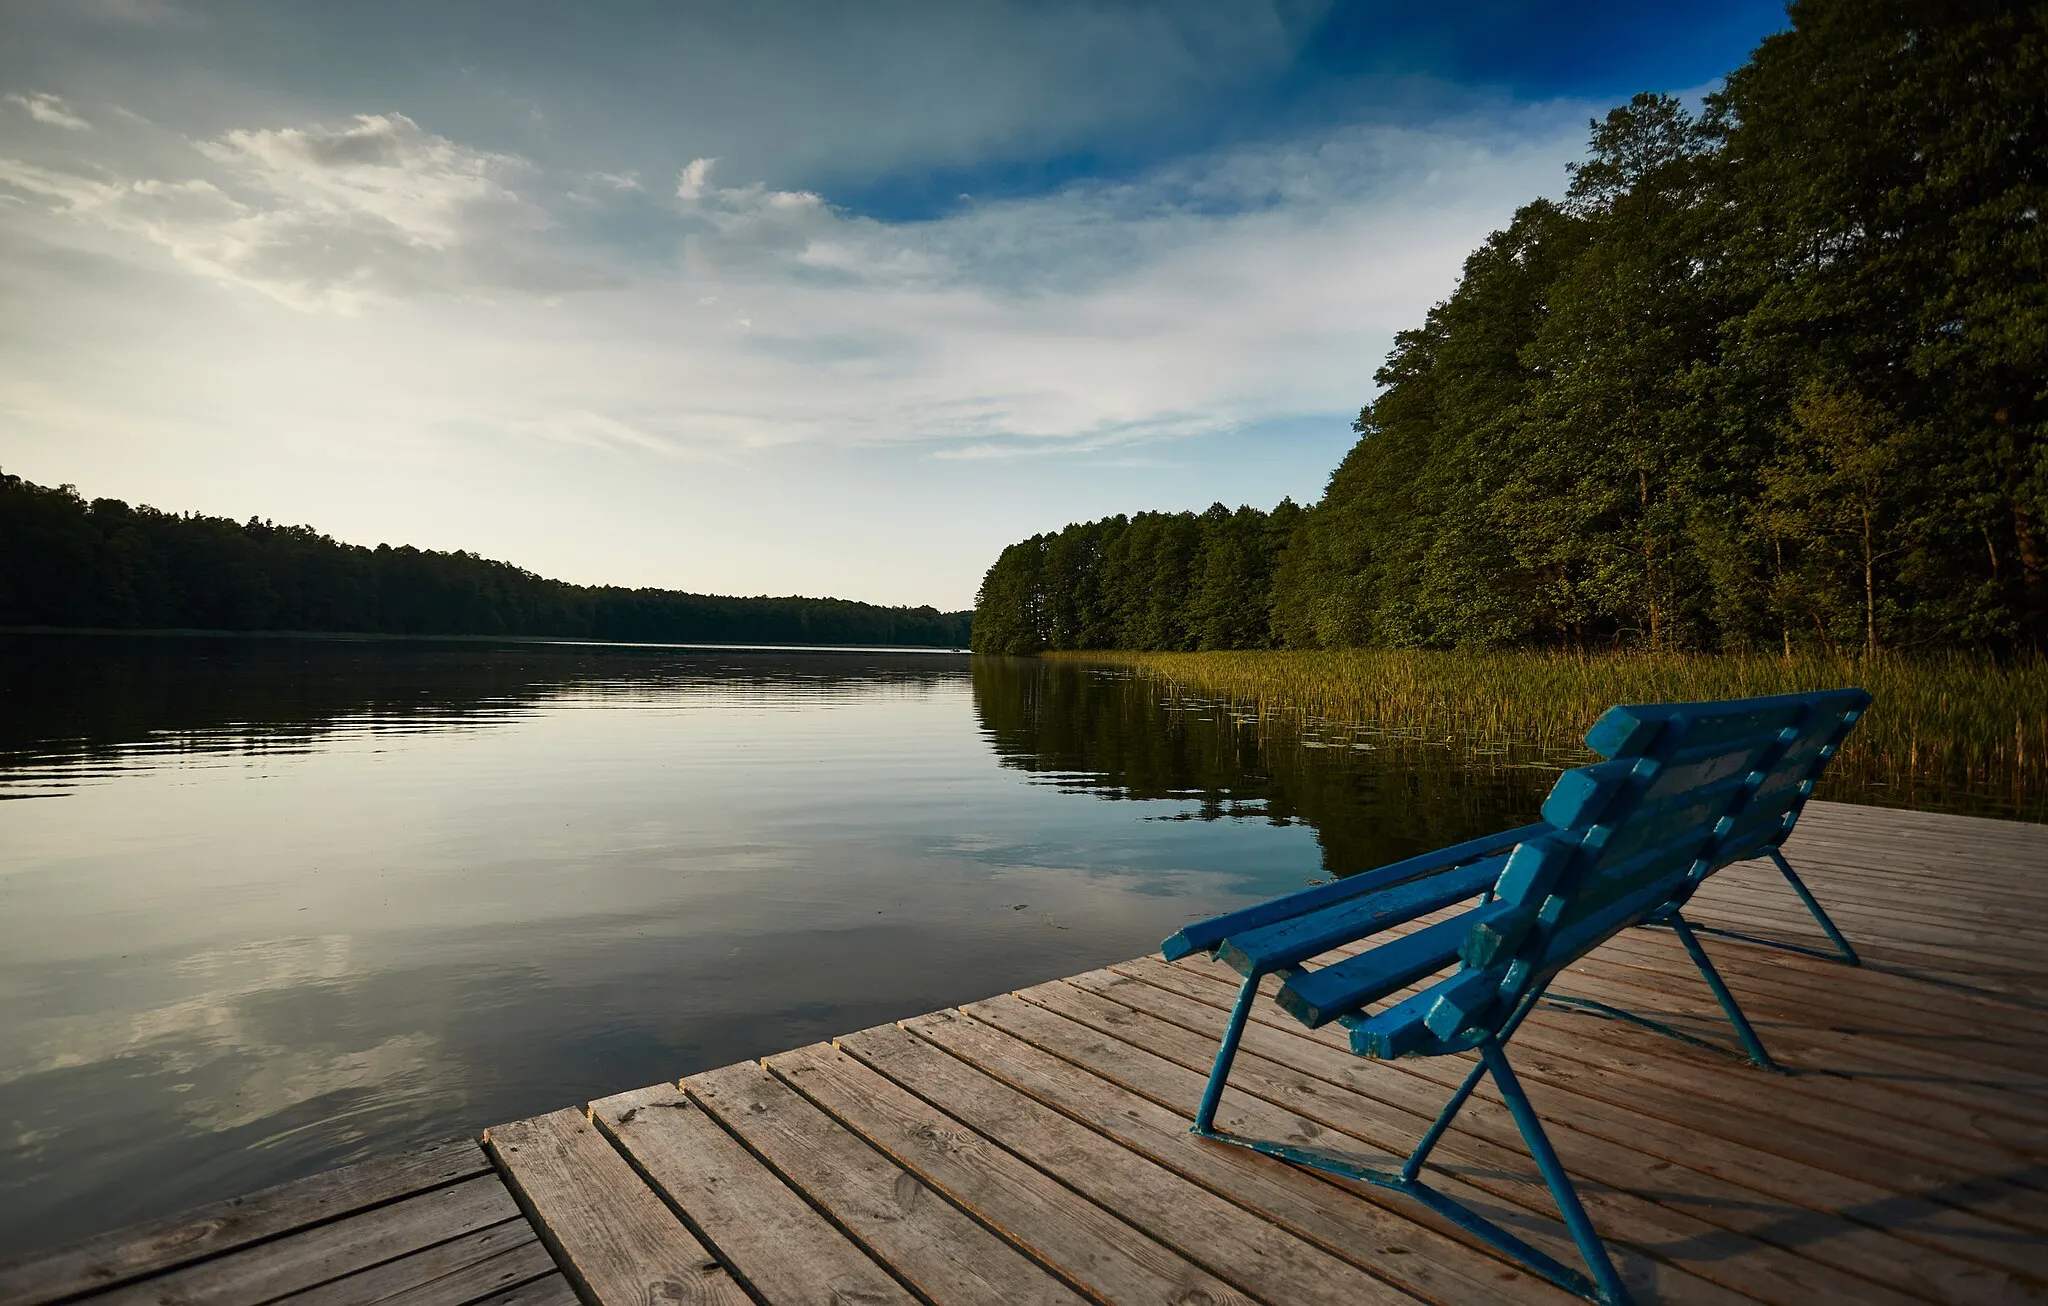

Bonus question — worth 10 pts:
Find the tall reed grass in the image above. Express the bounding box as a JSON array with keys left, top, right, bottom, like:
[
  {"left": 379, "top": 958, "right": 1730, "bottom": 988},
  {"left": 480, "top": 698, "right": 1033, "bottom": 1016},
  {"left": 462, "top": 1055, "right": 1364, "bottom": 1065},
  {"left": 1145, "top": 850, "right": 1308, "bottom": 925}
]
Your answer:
[{"left": 1056, "top": 649, "right": 2046, "bottom": 821}]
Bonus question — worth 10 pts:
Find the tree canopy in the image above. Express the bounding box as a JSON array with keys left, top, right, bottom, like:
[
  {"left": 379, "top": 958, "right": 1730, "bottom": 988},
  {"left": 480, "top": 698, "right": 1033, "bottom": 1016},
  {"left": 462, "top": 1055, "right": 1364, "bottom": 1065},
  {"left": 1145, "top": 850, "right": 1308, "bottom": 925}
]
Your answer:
[{"left": 976, "top": 0, "right": 2045, "bottom": 657}]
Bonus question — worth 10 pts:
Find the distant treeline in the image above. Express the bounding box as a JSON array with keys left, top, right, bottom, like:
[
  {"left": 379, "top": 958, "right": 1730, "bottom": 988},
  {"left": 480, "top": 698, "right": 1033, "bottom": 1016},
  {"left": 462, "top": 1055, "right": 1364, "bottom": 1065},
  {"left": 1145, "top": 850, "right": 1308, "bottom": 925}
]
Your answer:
[
  {"left": 977, "top": 1, "right": 2045, "bottom": 656},
  {"left": 0, "top": 474, "right": 971, "bottom": 647}
]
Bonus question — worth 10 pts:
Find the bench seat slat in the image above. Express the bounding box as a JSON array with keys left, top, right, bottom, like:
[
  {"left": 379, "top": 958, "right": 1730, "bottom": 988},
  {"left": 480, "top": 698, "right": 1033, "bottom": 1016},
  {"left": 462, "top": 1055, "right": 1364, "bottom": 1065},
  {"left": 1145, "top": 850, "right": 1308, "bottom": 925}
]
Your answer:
[
  {"left": 1595, "top": 782, "right": 1746, "bottom": 865},
  {"left": 1585, "top": 694, "right": 1815, "bottom": 756},
  {"left": 1520, "top": 875, "right": 1697, "bottom": 990},
  {"left": 1275, "top": 914, "right": 1473, "bottom": 1028},
  {"left": 1347, "top": 985, "right": 1448, "bottom": 1059},
  {"left": 1705, "top": 786, "right": 1810, "bottom": 867},
  {"left": 1214, "top": 856, "right": 1507, "bottom": 978},
  {"left": 1638, "top": 729, "right": 1794, "bottom": 801},
  {"left": 1159, "top": 822, "right": 1544, "bottom": 961}
]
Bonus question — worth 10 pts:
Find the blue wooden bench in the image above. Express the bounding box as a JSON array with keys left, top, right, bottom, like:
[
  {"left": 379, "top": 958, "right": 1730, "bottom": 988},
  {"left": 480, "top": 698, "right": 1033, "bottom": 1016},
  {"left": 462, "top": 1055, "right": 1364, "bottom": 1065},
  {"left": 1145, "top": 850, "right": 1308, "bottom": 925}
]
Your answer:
[{"left": 1160, "top": 688, "right": 1871, "bottom": 1306}]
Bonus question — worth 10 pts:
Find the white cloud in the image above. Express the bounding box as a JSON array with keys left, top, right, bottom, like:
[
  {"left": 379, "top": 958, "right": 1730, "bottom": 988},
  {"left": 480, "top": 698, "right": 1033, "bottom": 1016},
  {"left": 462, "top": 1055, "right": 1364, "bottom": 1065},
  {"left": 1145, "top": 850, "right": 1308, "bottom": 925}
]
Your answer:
[
  {"left": 0, "top": 111, "right": 597, "bottom": 312},
  {"left": 196, "top": 113, "right": 531, "bottom": 250},
  {"left": 6, "top": 91, "right": 90, "bottom": 130},
  {"left": 675, "top": 157, "right": 716, "bottom": 200}
]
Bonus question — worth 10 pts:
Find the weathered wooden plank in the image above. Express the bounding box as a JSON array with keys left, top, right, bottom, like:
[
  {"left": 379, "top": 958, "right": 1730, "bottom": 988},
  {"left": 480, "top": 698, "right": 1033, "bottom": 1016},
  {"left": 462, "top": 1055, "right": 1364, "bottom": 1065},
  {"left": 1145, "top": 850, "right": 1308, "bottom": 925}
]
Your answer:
[
  {"left": 0, "top": 1139, "right": 489, "bottom": 1306},
  {"left": 768, "top": 1042, "right": 1256, "bottom": 1305},
  {"left": 1686, "top": 900, "right": 2048, "bottom": 972},
  {"left": 1530, "top": 958, "right": 2048, "bottom": 1107},
  {"left": 589, "top": 1082, "right": 915, "bottom": 1306},
  {"left": 1573, "top": 925, "right": 2048, "bottom": 1041},
  {"left": 1566, "top": 948, "right": 2044, "bottom": 1056},
  {"left": 1703, "top": 890, "right": 2036, "bottom": 946},
  {"left": 1786, "top": 866, "right": 2048, "bottom": 904},
  {"left": 326, "top": 1243, "right": 554, "bottom": 1306},
  {"left": 466, "top": 1274, "right": 580, "bottom": 1306},
  {"left": 1801, "top": 801, "right": 2047, "bottom": 845},
  {"left": 1685, "top": 892, "right": 2048, "bottom": 966},
  {"left": 687, "top": 1060, "right": 1086, "bottom": 1306},
  {"left": 1709, "top": 858, "right": 2048, "bottom": 926},
  {"left": 268, "top": 1221, "right": 542, "bottom": 1306},
  {"left": 893, "top": 1007, "right": 1574, "bottom": 1306},
  {"left": 1509, "top": 987, "right": 2046, "bottom": 1170},
  {"left": 1472, "top": 1028, "right": 2048, "bottom": 1240},
  {"left": 359, "top": 1243, "right": 557, "bottom": 1306},
  {"left": 1791, "top": 815, "right": 2048, "bottom": 858},
  {"left": 832, "top": 1021, "right": 1425, "bottom": 1305},
  {"left": 1567, "top": 939, "right": 2048, "bottom": 1075},
  {"left": 92, "top": 1175, "right": 521, "bottom": 1306},
  {"left": 1086, "top": 964, "right": 2048, "bottom": 1300},
  {"left": 484, "top": 1109, "right": 745, "bottom": 1306},
  {"left": 1749, "top": 857, "right": 2048, "bottom": 908},
  {"left": 1770, "top": 851, "right": 2048, "bottom": 891}
]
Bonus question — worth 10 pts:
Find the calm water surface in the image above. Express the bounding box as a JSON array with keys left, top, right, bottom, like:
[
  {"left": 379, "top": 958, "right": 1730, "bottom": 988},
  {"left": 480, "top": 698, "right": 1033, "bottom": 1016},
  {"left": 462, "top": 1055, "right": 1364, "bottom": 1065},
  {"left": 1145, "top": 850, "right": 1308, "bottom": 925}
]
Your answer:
[{"left": 0, "top": 634, "right": 1559, "bottom": 1258}]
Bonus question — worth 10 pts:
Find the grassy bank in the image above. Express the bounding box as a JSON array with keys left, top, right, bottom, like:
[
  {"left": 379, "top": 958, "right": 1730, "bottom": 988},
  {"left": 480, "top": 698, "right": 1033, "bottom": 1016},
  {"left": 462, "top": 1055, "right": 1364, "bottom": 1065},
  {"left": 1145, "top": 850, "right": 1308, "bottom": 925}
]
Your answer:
[{"left": 1055, "top": 649, "right": 2046, "bottom": 821}]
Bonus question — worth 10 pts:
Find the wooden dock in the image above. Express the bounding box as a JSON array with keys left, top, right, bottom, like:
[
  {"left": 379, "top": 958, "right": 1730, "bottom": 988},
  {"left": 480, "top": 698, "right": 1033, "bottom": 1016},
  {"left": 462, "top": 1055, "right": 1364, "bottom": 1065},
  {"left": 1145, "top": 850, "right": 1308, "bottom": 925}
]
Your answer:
[{"left": 4, "top": 801, "right": 2044, "bottom": 1306}]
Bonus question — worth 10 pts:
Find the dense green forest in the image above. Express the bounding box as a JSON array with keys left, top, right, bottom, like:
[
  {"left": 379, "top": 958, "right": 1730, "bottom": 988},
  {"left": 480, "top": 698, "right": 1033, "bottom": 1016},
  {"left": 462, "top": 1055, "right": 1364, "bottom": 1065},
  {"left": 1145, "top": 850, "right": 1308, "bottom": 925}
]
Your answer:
[
  {"left": 0, "top": 473, "right": 972, "bottom": 647},
  {"left": 975, "top": 0, "right": 2045, "bottom": 657}
]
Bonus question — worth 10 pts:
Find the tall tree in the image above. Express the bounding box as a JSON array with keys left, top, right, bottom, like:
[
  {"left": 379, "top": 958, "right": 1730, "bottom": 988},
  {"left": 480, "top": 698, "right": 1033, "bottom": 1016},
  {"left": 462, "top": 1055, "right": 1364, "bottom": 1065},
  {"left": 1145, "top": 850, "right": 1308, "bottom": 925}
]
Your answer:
[
  {"left": 1757, "top": 381, "right": 1925, "bottom": 655},
  {"left": 1720, "top": 0, "right": 2048, "bottom": 645}
]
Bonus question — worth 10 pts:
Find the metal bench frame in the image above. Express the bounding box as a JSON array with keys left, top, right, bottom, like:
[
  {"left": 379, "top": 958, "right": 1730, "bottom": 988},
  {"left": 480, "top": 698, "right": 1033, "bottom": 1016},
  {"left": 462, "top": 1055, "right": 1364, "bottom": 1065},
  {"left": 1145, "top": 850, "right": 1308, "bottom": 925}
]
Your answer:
[{"left": 1161, "top": 689, "right": 1871, "bottom": 1306}]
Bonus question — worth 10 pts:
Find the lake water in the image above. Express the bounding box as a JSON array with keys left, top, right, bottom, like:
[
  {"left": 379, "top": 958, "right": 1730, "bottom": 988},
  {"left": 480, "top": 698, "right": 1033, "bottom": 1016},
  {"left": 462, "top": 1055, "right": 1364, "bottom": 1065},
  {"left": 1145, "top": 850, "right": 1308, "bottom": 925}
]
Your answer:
[{"left": 0, "top": 633, "right": 1561, "bottom": 1259}]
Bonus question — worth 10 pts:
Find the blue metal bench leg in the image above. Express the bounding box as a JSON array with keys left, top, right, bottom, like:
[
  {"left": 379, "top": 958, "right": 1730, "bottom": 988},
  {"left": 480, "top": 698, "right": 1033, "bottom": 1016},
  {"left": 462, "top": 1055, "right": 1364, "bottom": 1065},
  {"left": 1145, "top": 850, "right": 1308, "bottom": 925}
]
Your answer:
[
  {"left": 1669, "top": 913, "right": 1781, "bottom": 1071},
  {"left": 1193, "top": 973, "right": 1260, "bottom": 1135},
  {"left": 1483, "top": 1039, "right": 1633, "bottom": 1306},
  {"left": 1183, "top": 1007, "right": 1680, "bottom": 1306},
  {"left": 1399, "top": 1054, "right": 1490, "bottom": 1183},
  {"left": 1190, "top": 982, "right": 1634, "bottom": 1304},
  {"left": 1399, "top": 983, "right": 1546, "bottom": 1181},
  {"left": 1768, "top": 847, "right": 1860, "bottom": 965}
]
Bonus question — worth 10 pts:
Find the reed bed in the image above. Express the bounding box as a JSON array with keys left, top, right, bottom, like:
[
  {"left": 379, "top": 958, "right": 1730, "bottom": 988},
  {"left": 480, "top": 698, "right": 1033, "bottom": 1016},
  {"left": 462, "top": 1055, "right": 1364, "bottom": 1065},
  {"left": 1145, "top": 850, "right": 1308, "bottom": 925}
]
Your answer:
[{"left": 1056, "top": 649, "right": 2047, "bottom": 821}]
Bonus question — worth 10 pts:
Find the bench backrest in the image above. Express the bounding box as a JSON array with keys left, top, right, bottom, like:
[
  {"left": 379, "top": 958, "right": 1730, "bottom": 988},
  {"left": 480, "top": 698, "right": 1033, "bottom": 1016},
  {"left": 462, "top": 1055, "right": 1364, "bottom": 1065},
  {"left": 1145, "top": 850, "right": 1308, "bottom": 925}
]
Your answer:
[{"left": 1350, "top": 687, "right": 1869, "bottom": 1058}]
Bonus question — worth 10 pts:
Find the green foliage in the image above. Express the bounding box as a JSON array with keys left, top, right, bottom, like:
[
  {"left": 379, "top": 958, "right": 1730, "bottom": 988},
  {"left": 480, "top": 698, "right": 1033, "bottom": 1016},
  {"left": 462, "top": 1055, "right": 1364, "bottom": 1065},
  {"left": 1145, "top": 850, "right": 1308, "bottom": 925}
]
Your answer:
[
  {"left": 978, "top": 0, "right": 2046, "bottom": 656},
  {"left": 0, "top": 473, "right": 972, "bottom": 647}
]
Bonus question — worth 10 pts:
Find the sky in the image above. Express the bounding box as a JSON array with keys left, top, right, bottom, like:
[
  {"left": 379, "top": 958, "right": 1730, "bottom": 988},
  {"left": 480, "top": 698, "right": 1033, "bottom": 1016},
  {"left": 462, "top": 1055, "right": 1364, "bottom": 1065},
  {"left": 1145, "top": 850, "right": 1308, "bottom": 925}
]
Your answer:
[{"left": 0, "top": 1, "right": 1790, "bottom": 610}]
